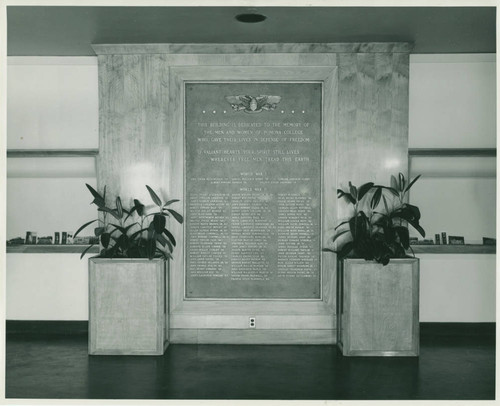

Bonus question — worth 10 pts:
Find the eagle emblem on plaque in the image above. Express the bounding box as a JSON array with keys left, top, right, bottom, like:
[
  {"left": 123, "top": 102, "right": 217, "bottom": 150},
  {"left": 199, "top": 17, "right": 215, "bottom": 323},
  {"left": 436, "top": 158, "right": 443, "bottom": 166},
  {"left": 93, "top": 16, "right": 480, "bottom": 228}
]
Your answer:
[{"left": 225, "top": 95, "right": 281, "bottom": 113}]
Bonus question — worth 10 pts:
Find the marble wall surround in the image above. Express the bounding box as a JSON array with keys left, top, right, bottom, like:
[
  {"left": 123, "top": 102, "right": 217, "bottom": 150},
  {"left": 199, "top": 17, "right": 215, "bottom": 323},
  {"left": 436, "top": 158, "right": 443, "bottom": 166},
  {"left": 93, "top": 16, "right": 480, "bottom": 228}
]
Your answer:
[{"left": 93, "top": 43, "right": 411, "bottom": 344}]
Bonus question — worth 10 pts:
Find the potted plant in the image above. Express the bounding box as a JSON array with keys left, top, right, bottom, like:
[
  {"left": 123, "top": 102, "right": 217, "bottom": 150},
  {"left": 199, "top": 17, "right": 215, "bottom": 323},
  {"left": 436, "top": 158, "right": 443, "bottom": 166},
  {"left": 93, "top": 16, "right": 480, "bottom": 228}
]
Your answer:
[
  {"left": 75, "top": 184, "right": 183, "bottom": 355},
  {"left": 324, "top": 173, "right": 425, "bottom": 356}
]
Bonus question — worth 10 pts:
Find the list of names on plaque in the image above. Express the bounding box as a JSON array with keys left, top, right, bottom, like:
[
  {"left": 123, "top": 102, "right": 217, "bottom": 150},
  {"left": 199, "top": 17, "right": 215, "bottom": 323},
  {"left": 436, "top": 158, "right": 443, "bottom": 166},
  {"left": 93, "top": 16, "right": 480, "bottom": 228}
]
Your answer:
[{"left": 185, "top": 82, "right": 322, "bottom": 299}]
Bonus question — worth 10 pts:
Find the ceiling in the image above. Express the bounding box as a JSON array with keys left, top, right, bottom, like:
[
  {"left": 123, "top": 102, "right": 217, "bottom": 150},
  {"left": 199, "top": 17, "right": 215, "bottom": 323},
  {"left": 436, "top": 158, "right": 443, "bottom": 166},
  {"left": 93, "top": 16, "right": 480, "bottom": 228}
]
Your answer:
[{"left": 7, "top": 6, "right": 496, "bottom": 56}]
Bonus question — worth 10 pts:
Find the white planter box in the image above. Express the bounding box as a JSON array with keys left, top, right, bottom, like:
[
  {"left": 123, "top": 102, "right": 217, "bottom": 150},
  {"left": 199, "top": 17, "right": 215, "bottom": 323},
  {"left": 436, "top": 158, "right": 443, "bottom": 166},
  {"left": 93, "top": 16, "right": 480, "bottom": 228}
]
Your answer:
[
  {"left": 337, "top": 258, "right": 419, "bottom": 356},
  {"left": 89, "top": 258, "right": 168, "bottom": 355}
]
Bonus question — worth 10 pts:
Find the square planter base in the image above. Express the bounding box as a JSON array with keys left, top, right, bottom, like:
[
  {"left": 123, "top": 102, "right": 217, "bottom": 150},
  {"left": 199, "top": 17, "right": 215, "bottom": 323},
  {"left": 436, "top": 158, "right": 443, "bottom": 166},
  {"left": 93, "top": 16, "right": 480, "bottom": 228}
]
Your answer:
[
  {"left": 89, "top": 258, "right": 168, "bottom": 355},
  {"left": 337, "top": 258, "right": 419, "bottom": 357}
]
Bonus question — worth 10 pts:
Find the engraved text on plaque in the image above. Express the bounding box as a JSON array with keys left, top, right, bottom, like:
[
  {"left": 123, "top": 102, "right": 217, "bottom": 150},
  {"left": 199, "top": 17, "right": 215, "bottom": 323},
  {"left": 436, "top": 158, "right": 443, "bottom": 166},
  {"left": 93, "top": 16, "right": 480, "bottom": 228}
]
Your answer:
[{"left": 185, "top": 82, "right": 321, "bottom": 299}]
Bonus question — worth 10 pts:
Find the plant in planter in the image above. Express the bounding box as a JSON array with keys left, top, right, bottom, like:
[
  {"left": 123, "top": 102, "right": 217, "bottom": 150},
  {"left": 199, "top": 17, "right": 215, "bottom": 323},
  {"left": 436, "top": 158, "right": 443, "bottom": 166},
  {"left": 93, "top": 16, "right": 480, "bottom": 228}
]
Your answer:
[
  {"left": 75, "top": 184, "right": 183, "bottom": 260},
  {"left": 324, "top": 173, "right": 424, "bottom": 357},
  {"left": 324, "top": 173, "right": 425, "bottom": 265},
  {"left": 75, "top": 184, "right": 183, "bottom": 356}
]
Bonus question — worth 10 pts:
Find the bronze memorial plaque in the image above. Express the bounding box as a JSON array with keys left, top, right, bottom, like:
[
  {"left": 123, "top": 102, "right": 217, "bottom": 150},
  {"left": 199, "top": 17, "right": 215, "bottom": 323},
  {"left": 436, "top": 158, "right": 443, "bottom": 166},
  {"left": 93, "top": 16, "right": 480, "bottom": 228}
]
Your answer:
[{"left": 185, "top": 82, "right": 321, "bottom": 299}]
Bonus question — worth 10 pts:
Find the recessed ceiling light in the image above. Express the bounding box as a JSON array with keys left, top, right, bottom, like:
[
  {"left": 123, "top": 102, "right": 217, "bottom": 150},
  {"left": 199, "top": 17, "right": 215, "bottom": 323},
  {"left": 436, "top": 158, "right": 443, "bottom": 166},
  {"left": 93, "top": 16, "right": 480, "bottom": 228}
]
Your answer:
[{"left": 235, "top": 13, "right": 267, "bottom": 23}]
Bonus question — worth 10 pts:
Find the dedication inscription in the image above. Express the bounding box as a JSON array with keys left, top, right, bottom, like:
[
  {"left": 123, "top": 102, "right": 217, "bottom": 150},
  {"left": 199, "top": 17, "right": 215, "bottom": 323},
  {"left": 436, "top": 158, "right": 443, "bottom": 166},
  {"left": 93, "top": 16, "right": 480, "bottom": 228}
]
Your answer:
[{"left": 185, "top": 82, "right": 322, "bottom": 299}]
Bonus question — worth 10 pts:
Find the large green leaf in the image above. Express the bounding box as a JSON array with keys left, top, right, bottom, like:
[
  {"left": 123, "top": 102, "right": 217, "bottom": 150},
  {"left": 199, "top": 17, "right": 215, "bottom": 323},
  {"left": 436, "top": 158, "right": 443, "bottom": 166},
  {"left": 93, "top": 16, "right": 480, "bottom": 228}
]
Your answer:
[
  {"left": 337, "top": 189, "right": 356, "bottom": 205},
  {"left": 146, "top": 222, "right": 155, "bottom": 240},
  {"left": 134, "top": 199, "right": 145, "bottom": 216},
  {"left": 156, "top": 233, "right": 168, "bottom": 248},
  {"left": 393, "top": 226, "right": 410, "bottom": 249},
  {"left": 392, "top": 205, "right": 421, "bottom": 222},
  {"left": 98, "top": 206, "right": 121, "bottom": 220},
  {"left": 147, "top": 238, "right": 156, "bottom": 260},
  {"left": 129, "top": 227, "right": 148, "bottom": 241},
  {"left": 390, "top": 175, "right": 399, "bottom": 192},
  {"left": 166, "top": 209, "right": 184, "bottom": 224},
  {"left": 357, "top": 182, "right": 374, "bottom": 201},
  {"left": 101, "top": 233, "right": 111, "bottom": 248},
  {"left": 155, "top": 233, "right": 173, "bottom": 253},
  {"left": 116, "top": 234, "right": 128, "bottom": 250},
  {"left": 146, "top": 185, "right": 162, "bottom": 206},
  {"left": 382, "top": 186, "right": 399, "bottom": 197},
  {"left": 405, "top": 204, "right": 421, "bottom": 221},
  {"left": 163, "top": 228, "right": 176, "bottom": 246},
  {"left": 337, "top": 241, "right": 354, "bottom": 259},
  {"left": 392, "top": 207, "right": 425, "bottom": 237},
  {"left": 398, "top": 173, "right": 406, "bottom": 192},
  {"left": 164, "top": 199, "right": 180, "bottom": 207},
  {"left": 86, "top": 184, "right": 105, "bottom": 207},
  {"left": 331, "top": 229, "right": 351, "bottom": 244},
  {"left": 74, "top": 219, "right": 98, "bottom": 238},
  {"left": 334, "top": 220, "right": 349, "bottom": 230},
  {"left": 153, "top": 214, "right": 166, "bottom": 233},
  {"left": 382, "top": 194, "right": 390, "bottom": 214},
  {"left": 370, "top": 187, "right": 382, "bottom": 209},
  {"left": 108, "top": 223, "right": 137, "bottom": 235},
  {"left": 124, "top": 206, "right": 137, "bottom": 222},
  {"left": 156, "top": 247, "right": 173, "bottom": 260},
  {"left": 349, "top": 211, "right": 369, "bottom": 240},
  {"left": 116, "top": 196, "right": 123, "bottom": 218},
  {"left": 404, "top": 174, "right": 421, "bottom": 193},
  {"left": 80, "top": 243, "right": 96, "bottom": 259},
  {"left": 348, "top": 182, "right": 357, "bottom": 200},
  {"left": 164, "top": 239, "right": 173, "bottom": 253}
]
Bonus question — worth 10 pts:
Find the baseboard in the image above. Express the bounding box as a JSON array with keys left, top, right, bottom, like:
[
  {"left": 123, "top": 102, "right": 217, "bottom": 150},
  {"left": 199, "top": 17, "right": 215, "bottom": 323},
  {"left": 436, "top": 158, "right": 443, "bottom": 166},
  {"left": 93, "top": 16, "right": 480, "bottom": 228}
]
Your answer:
[
  {"left": 170, "top": 328, "right": 336, "bottom": 344},
  {"left": 6, "top": 320, "right": 88, "bottom": 336},
  {"left": 420, "top": 322, "right": 495, "bottom": 337},
  {"left": 6, "top": 321, "right": 496, "bottom": 339}
]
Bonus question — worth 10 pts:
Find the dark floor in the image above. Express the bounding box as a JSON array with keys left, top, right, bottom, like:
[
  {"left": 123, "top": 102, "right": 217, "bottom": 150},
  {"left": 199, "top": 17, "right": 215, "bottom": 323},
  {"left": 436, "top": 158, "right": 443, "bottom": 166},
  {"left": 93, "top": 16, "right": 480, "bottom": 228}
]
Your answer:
[{"left": 5, "top": 332, "right": 495, "bottom": 400}]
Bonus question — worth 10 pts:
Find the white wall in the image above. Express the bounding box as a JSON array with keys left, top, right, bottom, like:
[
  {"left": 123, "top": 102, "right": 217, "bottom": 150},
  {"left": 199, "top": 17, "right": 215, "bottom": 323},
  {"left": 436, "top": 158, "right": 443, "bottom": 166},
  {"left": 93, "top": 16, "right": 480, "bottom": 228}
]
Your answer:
[
  {"left": 409, "top": 176, "right": 496, "bottom": 244},
  {"left": 408, "top": 54, "right": 496, "bottom": 322},
  {"left": 6, "top": 55, "right": 497, "bottom": 322},
  {"left": 6, "top": 254, "right": 90, "bottom": 320},
  {"left": 7, "top": 176, "right": 98, "bottom": 240},
  {"left": 420, "top": 255, "right": 496, "bottom": 322},
  {"left": 7, "top": 57, "right": 98, "bottom": 149},
  {"left": 409, "top": 54, "right": 496, "bottom": 148},
  {"left": 7, "top": 57, "right": 99, "bottom": 320}
]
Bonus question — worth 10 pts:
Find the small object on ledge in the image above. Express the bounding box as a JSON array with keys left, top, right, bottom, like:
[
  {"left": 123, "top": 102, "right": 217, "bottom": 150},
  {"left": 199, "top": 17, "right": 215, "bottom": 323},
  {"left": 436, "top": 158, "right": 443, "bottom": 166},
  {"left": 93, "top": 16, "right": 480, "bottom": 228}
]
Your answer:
[
  {"left": 30, "top": 232, "right": 37, "bottom": 245},
  {"left": 448, "top": 235, "right": 465, "bottom": 245},
  {"left": 67, "top": 233, "right": 73, "bottom": 244},
  {"left": 435, "top": 234, "right": 441, "bottom": 245},
  {"left": 7, "top": 237, "right": 25, "bottom": 245},
  {"left": 441, "top": 232, "right": 447, "bottom": 245},
  {"left": 73, "top": 235, "right": 99, "bottom": 245},
  {"left": 25, "top": 231, "right": 32, "bottom": 244},
  {"left": 409, "top": 237, "right": 418, "bottom": 245},
  {"left": 37, "top": 236, "right": 53, "bottom": 245},
  {"left": 54, "top": 232, "right": 60, "bottom": 244},
  {"left": 413, "top": 239, "right": 435, "bottom": 245},
  {"left": 62, "top": 232, "right": 67, "bottom": 245},
  {"left": 483, "top": 237, "right": 496, "bottom": 246}
]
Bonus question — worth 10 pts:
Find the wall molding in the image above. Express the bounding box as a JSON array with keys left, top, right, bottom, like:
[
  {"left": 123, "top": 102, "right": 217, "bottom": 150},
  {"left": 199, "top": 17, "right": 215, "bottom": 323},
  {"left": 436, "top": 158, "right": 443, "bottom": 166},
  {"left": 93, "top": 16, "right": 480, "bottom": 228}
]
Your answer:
[
  {"left": 7, "top": 149, "right": 99, "bottom": 157},
  {"left": 409, "top": 148, "right": 496, "bottom": 157},
  {"left": 410, "top": 54, "right": 496, "bottom": 63},
  {"left": 7, "top": 56, "right": 97, "bottom": 65},
  {"left": 92, "top": 42, "right": 413, "bottom": 55}
]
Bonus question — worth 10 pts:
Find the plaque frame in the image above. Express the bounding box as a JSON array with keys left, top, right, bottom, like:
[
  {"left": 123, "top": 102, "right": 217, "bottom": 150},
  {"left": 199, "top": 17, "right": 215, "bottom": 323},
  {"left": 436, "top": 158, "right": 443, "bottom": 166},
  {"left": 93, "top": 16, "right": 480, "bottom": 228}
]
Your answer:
[{"left": 168, "top": 66, "right": 337, "bottom": 337}]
